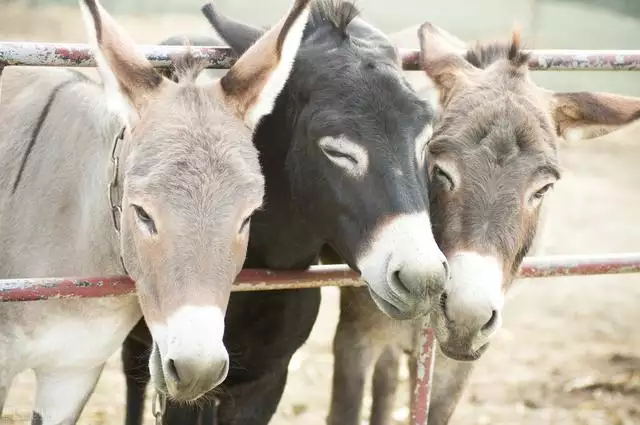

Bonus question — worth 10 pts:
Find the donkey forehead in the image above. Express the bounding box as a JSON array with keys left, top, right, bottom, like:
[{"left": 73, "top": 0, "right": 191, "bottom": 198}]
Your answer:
[
  {"left": 127, "top": 115, "right": 263, "bottom": 207},
  {"left": 435, "top": 89, "right": 556, "bottom": 156},
  {"left": 302, "top": 62, "right": 432, "bottom": 139},
  {"left": 136, "top": 85, "right": 258, "bottom": 158},
  {"left": 296, "top": 15, "right": 433, "bottom": 147},
  {"left": 126, "top": 160, "right": 264, "bottom": 217}
]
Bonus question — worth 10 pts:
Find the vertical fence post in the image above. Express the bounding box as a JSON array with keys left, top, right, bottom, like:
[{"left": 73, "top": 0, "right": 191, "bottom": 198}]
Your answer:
[
  {"left": 411, "top": 319, "right": 436, "bottom": 425},
  {"left": 0, "top": 63, "right": 5, "bottom": 105}
]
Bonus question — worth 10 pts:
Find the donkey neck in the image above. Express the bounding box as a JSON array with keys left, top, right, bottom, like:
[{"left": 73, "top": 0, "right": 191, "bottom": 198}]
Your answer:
[
  {"left": 245, "top": 96, "right": 323, "bottom": 270},
  {"left": 0, "top": 68, "right": 126, "bottom": 278}
]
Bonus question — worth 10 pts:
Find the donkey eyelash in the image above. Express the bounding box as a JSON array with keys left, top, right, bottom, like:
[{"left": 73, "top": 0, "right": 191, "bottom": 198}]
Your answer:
[
  {"left": 132, "top": 204, "right": 157, "bottom": 234},
  {"left": 532, "top": 183, "right": 554, "bottom": 200},
  {"left": 323, "top": 148, "right": 357, "bottom": 163},
  {"left": 133, "top": 205, "right": 151, "bottom": 221}
]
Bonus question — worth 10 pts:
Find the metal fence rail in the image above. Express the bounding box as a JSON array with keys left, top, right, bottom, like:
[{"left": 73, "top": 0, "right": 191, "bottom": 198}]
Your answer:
[
  {"left": 2, "top": 42, "right": 640, "bottom": 71},
  {"left": 3, "top": 253, "right": 640, "bottom": 302},
  {"left": 1, "top": 42, "right": 640, "bottom": 425}
]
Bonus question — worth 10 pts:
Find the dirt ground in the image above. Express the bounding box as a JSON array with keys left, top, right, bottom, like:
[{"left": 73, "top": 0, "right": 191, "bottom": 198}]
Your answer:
[{"left": 1, "top": 3, "right": 640, "bottom": 425}]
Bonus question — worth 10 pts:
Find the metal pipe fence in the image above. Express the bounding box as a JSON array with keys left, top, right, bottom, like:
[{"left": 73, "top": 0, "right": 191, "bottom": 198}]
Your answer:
[
  {"left": 2, "top": 253, "right": 640, "bottom": 302},
  {"left": 1, "top": 42, "right": 640, "bottom": 425},
  {"left": 2, "top": 42, "right": 640, "bottom": 71}
]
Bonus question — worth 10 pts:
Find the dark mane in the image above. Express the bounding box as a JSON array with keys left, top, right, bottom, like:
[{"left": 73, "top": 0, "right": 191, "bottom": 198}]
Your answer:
[
  {"left": 312, "top": 0, "right": 360, "bottom": 38},
  {"left": 465, "top": 31, "right": 530, "bottom": 70},
  {"left": 160, "top": 46, "right": 208, "bottom": 83}
]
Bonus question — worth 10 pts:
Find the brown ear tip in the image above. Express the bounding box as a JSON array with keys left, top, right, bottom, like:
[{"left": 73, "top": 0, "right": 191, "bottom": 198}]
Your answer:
[{"left": 290, "top": 0, "right": 312, "bottom": 16}]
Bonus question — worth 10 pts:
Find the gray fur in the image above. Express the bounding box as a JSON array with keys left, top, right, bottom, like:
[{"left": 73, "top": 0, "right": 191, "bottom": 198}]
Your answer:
[{"left": 0, "top": 0, "right": 312, "bottom": 421}]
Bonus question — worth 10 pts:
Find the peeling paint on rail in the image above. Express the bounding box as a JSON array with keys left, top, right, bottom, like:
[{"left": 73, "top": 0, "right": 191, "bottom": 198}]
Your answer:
[
  {"left": 0, "top": 42, "right": 236, "bottom": 69},
  {"left": 401, "top": 48, "right": 640, "bottom": 71},
  {"left": 1, "top": 42, "right": 640, "bottom": 71}
]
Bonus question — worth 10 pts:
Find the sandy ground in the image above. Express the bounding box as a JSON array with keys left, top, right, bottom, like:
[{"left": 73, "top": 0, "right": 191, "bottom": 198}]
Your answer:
[{"left": 2, "top": 3, "right": 640, "bottom": 425}]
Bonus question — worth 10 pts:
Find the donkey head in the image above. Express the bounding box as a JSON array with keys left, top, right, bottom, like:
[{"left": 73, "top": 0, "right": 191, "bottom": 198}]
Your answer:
[
  {"left": 202, "top": 0, "right": 449, "bottom": 320},
  {"left": 418, "top": 23, "right": 640, "bottom": 361},
  {"left": 80, "top": 0, "right": 310, "bottom": 401}
]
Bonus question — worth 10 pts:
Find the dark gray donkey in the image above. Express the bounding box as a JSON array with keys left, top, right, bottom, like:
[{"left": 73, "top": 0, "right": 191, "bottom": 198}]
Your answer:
[
  {"left": 119, "top": 1, "right": 455, "bottom": 424},
  {"left": 0, "top": 0, "right": 312, "bottom": 422},
  {"left": 328, "top": 23, "right": 640, "bottom": 425}
]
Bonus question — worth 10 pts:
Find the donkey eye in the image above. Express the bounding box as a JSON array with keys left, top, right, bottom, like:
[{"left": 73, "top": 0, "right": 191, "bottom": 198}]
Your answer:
[
  {"left": 132, "top": 205, "right": 157, "bottom": 234},
  {"left": 532, "top": 183, "right": 554, "bottom": 201},
  {"left": 432, "top": 165, "right": 454, "bottom": 190},
  {"left": 322, "top": 147, "right": 357, "bottom": 165}
]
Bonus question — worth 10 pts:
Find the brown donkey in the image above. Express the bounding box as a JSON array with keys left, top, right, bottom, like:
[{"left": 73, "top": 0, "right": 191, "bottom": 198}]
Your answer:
[
  {"left": 328, "top": 23, "right": 640, "bottom": 425},
  {"left": 0, "top": 0, "right": 311, "bottom": 423}
]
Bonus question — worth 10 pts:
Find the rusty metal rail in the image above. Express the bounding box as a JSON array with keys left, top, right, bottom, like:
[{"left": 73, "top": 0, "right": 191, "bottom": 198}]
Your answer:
[
  {"left": 2, "top": 253, "right": 640, "bottom": 302},
  {"left": 2, "top": 42, "right": 640, "bottom": 71}
]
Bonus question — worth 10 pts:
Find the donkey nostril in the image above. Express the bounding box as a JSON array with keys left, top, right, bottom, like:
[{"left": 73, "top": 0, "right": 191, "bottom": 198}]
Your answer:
[
  {"left": 482, "top": 310, "right": 498, "bottom": 332},
  {"left": 392, "top": 270, "right": 401, "bottom": 283},
  {"left": 391, "top": 270, "right": 410, "bottom": 295},
  {"left": 439, "top": 292, "right": 451, "bottom": 320},
  {"left": 166, "top": 358, "right": 181, "bottom": 384}
]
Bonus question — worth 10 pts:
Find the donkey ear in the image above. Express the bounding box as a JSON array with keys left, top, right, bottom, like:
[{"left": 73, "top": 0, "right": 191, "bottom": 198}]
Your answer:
[
  {"left": 551, "top": 91, "right": 640, "bottom": 141},
  {"left": 217, "top": 0, "right": 311, "bottom": 130},
  {"left": 201, "top": 2, "right": 265, "bottom": 55},
  {"left": 417, "top": 22, "right": 476, "bottom": 106},
  {"left": 79, "top": 0, "right": 167, "bottom": 124}
]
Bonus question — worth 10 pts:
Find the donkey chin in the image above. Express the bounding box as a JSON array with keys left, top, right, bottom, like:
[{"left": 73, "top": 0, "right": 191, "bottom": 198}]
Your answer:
[{"left": 431, "top": 308, "right": 498, "bottom": 361}]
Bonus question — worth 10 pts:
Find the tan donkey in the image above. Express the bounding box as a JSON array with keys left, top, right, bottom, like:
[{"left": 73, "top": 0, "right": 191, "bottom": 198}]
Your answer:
[
  {"left": 328, "top": 23, "right": 640, "bottom": 425},
  {"left": 0, "top": 0, "right": 311, "bottom": 423}
]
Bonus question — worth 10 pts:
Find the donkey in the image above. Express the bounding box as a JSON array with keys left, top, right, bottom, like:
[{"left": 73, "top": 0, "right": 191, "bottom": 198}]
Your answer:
[
  {"left": 0, "top": 0, "right": 311, "bottom": 422},
  {"left": 119, "top": 1, "right": 454, "bottom": 424},
  {"left": 328, "top": 23, "right": 640, "bottom": 425}
]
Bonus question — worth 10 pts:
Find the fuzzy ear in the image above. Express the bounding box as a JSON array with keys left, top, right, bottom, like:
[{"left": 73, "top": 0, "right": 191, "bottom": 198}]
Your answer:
[
  {"left": 79, "top": 0, "right": 168, "bottom": 124},
  {"left": 201, "top": 2, "right": 265, "bottom": 55},
  {"left": 551, "top": 91, "right": 640, "bottom": 141},
  {"left": 216, "top": 0, "right": 311, "bottom": 130},
  {"left": 417, "top": 22, "right": 477, "bottom": 107}
]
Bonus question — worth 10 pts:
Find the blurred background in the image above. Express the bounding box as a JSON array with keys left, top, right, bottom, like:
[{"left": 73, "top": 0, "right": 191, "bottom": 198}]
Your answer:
[
  {"left": 2, "top": 0, "right": 640, "bottom": 94},
  {"left": 1, "top": 0, "right": 639, "bottom": 424}
]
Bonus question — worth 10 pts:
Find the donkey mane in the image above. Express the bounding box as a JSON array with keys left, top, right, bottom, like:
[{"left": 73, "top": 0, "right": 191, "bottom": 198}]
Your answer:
[
  {"left": 465, "top": 32, "right": 530, "bottom": 70},
  {"left": 312, "top": 0, "right": 360, "bottom": 38},
  {"left": 164, "top": 49, "right": 208, "bottom": 83}
]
